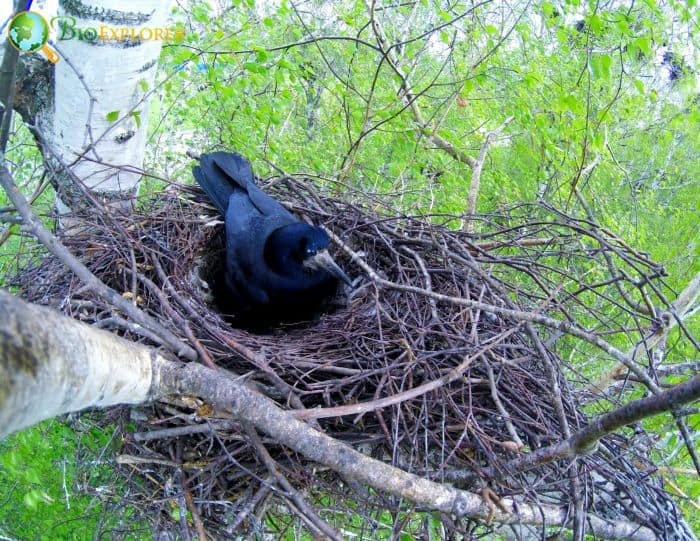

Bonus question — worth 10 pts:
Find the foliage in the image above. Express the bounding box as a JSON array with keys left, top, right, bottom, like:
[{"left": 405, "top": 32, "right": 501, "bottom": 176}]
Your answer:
[
  {"left": 0, "top": 417, "right": 147, "bottom": 540},
  {"left": 0, "top": 120, "right": 51, "bottom": 286}
]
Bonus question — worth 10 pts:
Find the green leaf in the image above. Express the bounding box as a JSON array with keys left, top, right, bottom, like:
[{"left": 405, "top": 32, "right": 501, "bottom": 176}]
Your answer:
[
  {"left": 634, "top": 36, "right": 652, "bottom": 57},
  {"left": 23, "top": 489, "right": 51, "bottom": 509},
  {"left": 437, "top": 9, "right": 452, "bottom": 22},
  {"left": 254, "top": 47, "right": 268, "bottom": 63},
  {"left": 615, "top": 16, "right": 630, "bottom": 35},
  {"left": 171, "top": 49, "right": 194, "bottom": 65},
  {"left": 588, "top": 14, "right": 603, "bottom": 34},
  {"left": 244, "top": 62, "right": 267, "bottom": 74},
  {"left": 23, "top": 491, "right": 39, "bottom": 509},
  {"left": 192, "top": 6, "right": 210, "bottom": 23},
  {"left": 130, "top": 111, "right": 141, "bottom": 129},
  {"left": 589, "top": 54, "right": 612, "bottom": 79},
  {"left": 105, "top": 110, "right": 119, "bottom": 123}
]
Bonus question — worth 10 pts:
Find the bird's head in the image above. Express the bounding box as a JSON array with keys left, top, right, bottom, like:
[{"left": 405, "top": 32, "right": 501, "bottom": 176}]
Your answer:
[
  {"left": 296, "top": 226, "right": 329, "bottom": 260},
  {"left": 296, "top": 226, "right": 352, "bottom": 286},
  {"left": 267, "top": 223, "right": 352, "bottom": 286}
]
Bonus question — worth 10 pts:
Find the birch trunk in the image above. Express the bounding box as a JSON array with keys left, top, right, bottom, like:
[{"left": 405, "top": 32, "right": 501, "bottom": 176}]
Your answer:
[
  {"left": 0, "top": 288, "right": 152, "bottom": 436},
  {"left": 49, "top": 0, "right": 171, "bottom": 212}
]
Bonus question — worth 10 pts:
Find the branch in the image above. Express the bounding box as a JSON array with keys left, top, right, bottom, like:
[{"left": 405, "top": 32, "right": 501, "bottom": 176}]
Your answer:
[
  {"left": 464, "top": 116, "right": 513, "bottom": 232},
  {"left": 0, "top": 290, "right": 657, "bottom": 540},
  {"left": 445, "top": 373, "right": 700, "bottom": 482},
  {"left": 0, "top": 1, "right": 20, "bottom": 154},
  {"left": 0, "top": 288, "right": 153, "bottom": 437},
  {"left": 589, "top": 271, "right": 700, "bottom": 394},
  {"left": 0, "top": 163, "right": 197, "bottom": 361},
  {"left": 364, "top": 2, "right": 477, "bottom": 169},
  {"left": 294, "top": 325, "right": 520, "bottom": 421},
  {"left": 243, "top": 422, "right": 343, "bottom": 541},
  {"left": 575, "top": 190, "right": 652, "bottom": 315}
]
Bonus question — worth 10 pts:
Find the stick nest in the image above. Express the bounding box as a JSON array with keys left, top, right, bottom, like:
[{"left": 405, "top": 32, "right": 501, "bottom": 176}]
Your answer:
[{"left": 14, "top": 175, "right": 691, "bottom": 539}]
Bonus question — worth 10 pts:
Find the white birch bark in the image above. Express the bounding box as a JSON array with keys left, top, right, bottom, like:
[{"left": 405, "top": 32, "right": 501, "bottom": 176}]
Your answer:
[
  {"left": 0, "top": 288, "right": 152, "bottom": 437},
  {"left": 50, "top": 0, "right": 171, "bottom": 211}
]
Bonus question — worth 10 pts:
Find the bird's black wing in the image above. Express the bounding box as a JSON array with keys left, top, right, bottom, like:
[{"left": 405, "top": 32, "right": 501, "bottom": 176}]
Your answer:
[
  {"left": 207, "top": 151, "right": 254, "bottom": 186},
  {"left": 210, "top": 153, "right": 295, "bottom": 221},
  {"left": 225, "top": 192, "right": 297, "bottom": 306},
  {"left": 193, "top": 152, "right": 246, "bottom": 215},
  {"left": 224, "top": 192, "right": 269, "bottom": 305}
]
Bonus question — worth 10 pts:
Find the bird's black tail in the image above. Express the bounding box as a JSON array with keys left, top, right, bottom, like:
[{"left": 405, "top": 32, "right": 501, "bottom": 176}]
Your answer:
[{"left": 193, "top": 151, "right": 254, "bottom": 215}]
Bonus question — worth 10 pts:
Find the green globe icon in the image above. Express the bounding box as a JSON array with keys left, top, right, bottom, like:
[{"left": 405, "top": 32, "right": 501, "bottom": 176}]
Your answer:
[{"left": 7, "top": 11, "right": 59, "bottom": 63}]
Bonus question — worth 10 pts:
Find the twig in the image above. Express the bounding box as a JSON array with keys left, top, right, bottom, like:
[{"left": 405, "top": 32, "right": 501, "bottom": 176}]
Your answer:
[
  {"left": 132, "top": 421, "right": 236, "bottom": 442},
  {"left": 400, "top": 245, "right": 438, "bottom": 322},
  {"left": 0, "top": 164, "right": 197, "bottom": 360},
  {"left": 183, "top": 488, "right": 207, "bottom": 541},
  {"left": 446, "top": 374, "right": 700, "bottom": 481},
  {"left": 295, "top": 326, "right": 519, "bottom": 420},
  {"left": 364, "top": 1, "right": 478, "bottom": 169},
  {"left": 486, "top": 363, "right": 524, "bottom": 450},
  {"left": 243, "top": 421, "right": 343, "bottom": 541},
  {"left": 326, "top": 227, "right": 660, "bottom": 391},
  {"left": 227, "top": 479, "right": 272, "bottom": 533},
  {"left": 464, "top": 116, "right": 513, "bottom": 232}
]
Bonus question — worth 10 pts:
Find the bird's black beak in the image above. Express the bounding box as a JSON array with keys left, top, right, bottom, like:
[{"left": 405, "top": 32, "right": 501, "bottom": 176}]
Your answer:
[{"left": 304, "top": 249, "right": 352, "bottom": 286}]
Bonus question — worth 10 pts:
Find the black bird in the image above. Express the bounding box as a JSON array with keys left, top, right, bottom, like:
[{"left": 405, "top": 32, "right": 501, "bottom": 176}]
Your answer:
[{"left": 193, "top": 151, "right": 350, "bottom": 324}]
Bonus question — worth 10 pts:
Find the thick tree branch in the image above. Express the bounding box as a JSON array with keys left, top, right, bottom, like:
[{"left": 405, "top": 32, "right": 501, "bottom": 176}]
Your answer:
[
  {"left": 0, "top": 2, "right": 20, "bottom": 154},
  {"left": 0, "top": 290, "right": 658, "bottom": 540},
  {"left": 0, "top": 289, "right": 153, "bottom": 436}
]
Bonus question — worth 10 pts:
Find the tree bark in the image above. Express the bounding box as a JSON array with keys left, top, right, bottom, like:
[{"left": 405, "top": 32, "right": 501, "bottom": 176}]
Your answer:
[
  {"left": 0, "top": 288, "right": 152, "bottom": 436},
  {"left": 49, "top": 0, "right": 172, "bottom": 212},
  {"left": 1, "top": 1, "right": 172, "bottom": 212}
]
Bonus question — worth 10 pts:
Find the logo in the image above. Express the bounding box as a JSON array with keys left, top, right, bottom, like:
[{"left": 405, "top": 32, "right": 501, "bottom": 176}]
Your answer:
[
  {"left": 50, "top": 16, "right": 185, "bottom": 43},
  {"left": 5, "top": 6, "right": 184, "bottom": 64},
  {"left": 7, "top": 11, "right": 59, "bottom": 64}
]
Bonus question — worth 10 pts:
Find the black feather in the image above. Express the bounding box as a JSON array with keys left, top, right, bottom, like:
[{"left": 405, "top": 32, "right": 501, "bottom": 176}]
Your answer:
[{"left": 193, "top": 151, "right": 350, "bottom": 327}]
